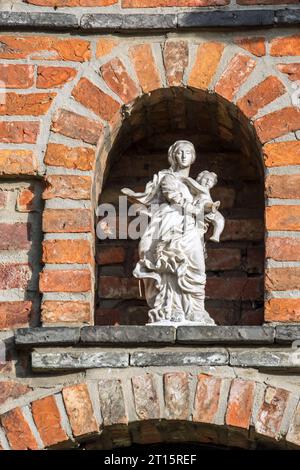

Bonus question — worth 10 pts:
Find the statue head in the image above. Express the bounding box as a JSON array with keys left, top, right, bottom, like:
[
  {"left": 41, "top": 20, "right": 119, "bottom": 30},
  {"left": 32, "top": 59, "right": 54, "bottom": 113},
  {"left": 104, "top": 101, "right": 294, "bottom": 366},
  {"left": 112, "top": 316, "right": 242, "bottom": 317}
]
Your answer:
[
  {"left": 196, "top": 170, "right": 217, "bottom": 189},
  {"left": 168, "top": 140, "right": 196, "bottom": 170}
]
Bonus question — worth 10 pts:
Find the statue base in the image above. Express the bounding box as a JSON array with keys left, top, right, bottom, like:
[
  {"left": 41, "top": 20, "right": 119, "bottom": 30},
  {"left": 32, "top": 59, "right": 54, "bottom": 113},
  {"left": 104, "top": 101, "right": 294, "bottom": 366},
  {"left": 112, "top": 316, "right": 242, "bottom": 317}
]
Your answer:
[{"left": 146, "top": 319, "right": 215, "bottom": 327}]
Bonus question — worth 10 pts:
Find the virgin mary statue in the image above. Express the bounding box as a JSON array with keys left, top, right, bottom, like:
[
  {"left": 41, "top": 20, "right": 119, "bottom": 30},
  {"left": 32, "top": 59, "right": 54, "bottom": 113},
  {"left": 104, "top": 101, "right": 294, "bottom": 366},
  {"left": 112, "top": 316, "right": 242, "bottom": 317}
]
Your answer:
[{"left": 122, "top": 140, "right": 223, "bottom": 326}]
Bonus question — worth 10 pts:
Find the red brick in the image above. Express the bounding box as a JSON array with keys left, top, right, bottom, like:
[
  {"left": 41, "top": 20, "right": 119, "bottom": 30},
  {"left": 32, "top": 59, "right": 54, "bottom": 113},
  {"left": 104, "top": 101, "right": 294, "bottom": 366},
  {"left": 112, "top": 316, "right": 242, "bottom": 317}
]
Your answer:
[
  {"left": 265, "top": 268, "right": 300, "bottom": 291},
  {"left": 234, "top": 36, "right": 266, "bottom": 57},
  {"left": 240, "top": 308, "right": 264, "bottom": 326},
  {"left": 0, "top": 64, "right": 34, "bottom": 88},
  {"left": 266, "top": 237, "right": 300, "bottom": 262},
  {"left": 270, "top": 35, "right": 300, "bottom": 57},
  {"left": 132, "top": 374, "right": 160, "bottom": 420},
  {"left": 0, "top": 149, "right": 37, "bottom": 175},
  {"left": 16, "top": 187, "right": 36, "bottom": 212},
  {"left": 96, "top": 38, "right": 119, "bottom": 58},
  {"left": 95, "top": 308, "right": 122, "bottom": 325},
  {"left": 130, "top": 44, "right": 161, "bottom": 93},
  {"left": 72, "top": 77, "right": 120, "bottom": 122},
  {"left": 37, "top": 66, "right": 77, "bottom": 88},
  {"left": 0, "top": 264, "right": 31, "bottom": 290},
  {"left": 277, "top": 63, "right": 300, "bottom": 82},
  {"left": 39, "top": 269, "right": 91, "bottom": 293},
  {"left": 256, "top": 387, "right": 289, "bottom": 438},
  {"left": 0, "top": 192, "right": 6, "bottom": 208},
  {"left": 265, "top": 298, "right": 300, "bottom": 322},
  {"left": 164, "top": 372, "right": 190, "bottom": 420},
  {"left": 188, "top": 42, "right": 225, "bottom": 89},
  {"left": 99, "top": 276, "right": 140, "bottom": 299},
  {"left": 122, "top": 0, "right": 229, "bottom": 5},
  {"left": 43, "top": 175, "right": 91, "bottom": 200},
  {"left": 215, "top": 53, "right": 256, "bottom": 101},
  {"left": 206, "top": 276, "right": 263, "bottom": 301},
  {"left": 31, "top": 395, "right": 68, "bottom": 448},
  {"left": 266, "top": 206, "right": 300, "bottom": 231},
  {"left": 27, "top": 0, "right": 117, "bottom": 5},
  {"left": 254, "top": 107, "right": 300, "bottom": 143},
  {"left": 42, "top": 209, "right": 92, "bottom": 233},
  {"left": 62, "top": 384, "right": 98, "bottom": 437},
  {"left": 0, "top": 92, "right": 56, "bottom": 116},
  {"left": 246, "top": 246, "right": 264, "bottom": 273},
  {"left": 101, "top": 58, "right": 139, "bottom": 104},
  {"left": 263, "top": 141, "right": 300, "bottom": 167},
  {"left": 0, "top": 36, "right": 90, "bottom": 62},
  {"left": 0, "top": 301, "right": 32, "bottom": 330},
  {"left": 1, "top": 408, "right": 39, "bottom": 450},
  {"left": 44, "top": 143, "right": 95, "bottom": 171},
  {"left": 0, "top": 381, "right": 31, "bottom": 406},
  {"left": 237, "top": 76, "right": 285, "bottom": 118},
  {"left": 193, "top": 374, "right": 222, "bottom": 424},
  {"left": 0, "top": 223, "right": 31, "bottom": 250},
  {"left": 226, "top": 379, "right": 255, "bottom": 429},
  {"left": 42, "top": 301, "right": 91, "bottom": 324},
  {"left": 97, "top": 245, "right": 126, "bottom": 265},
  {"left": 42, "top": 239, "right": 92, "bottom": 264},
  {"left": 163, "top": 40, "right": 188, "bottom": 87},
  {"left": 222, "top": 219, "right": 264, "bottom": 241},
  {"left": 266, "top": 174, "right": 300, "bottom": 199},
  {"left": 0, "top": 121, "right": 39, "bottom": 144},
  {"left": 206, "top": 248, "right": 241, "bottom": 271},
  {"left": 51, "top": 109, "right": 103, "bottom": 145}
]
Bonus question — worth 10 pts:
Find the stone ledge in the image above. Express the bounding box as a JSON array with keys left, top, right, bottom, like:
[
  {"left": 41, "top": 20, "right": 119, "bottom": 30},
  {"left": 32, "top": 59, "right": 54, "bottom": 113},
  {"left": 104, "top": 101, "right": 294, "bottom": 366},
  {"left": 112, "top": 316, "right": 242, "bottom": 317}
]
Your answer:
[
  {"left": 15, "top": 327, "right": 80, "bottom": 348},
  {"left": 81, "top": 325, "right": 176, "bottom": 345},
  {"left": 230, "top": 349, "right": 300, "bottom": 370},
  {"left": 177, "top": 326, "right": 274, "bottom": 344},
  {"left": 130, "top": 350, "right": 229, "bottom": 367}
]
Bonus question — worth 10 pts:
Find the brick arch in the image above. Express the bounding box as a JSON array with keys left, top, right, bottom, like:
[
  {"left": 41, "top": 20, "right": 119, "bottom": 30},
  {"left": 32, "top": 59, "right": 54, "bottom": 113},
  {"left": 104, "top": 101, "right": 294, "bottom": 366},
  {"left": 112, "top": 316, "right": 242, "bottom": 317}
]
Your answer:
[{"left": 1, "top": 372, "right": 300, "bottom": 450}]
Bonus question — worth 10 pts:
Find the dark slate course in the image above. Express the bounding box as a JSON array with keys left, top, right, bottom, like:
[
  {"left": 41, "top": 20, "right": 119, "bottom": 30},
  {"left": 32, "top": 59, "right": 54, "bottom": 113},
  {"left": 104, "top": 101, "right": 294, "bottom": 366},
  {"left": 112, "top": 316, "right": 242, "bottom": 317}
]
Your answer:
[
  {"left": 177, "top": 326, "right": 274, "bottom": 345},
  {"left": 81, "top": 325, "right": 176, "bottom": 345},
  {"left": 178, "top": 10, "right": 275, "bottom": 28},
  {"left": 32, "top": 350, "right": 129, "bottom": 370},
  {"left": 275, "top": 325, "right": 300, "bottom": 344},
  {"left": 130, "top": 349, "right": 229, "bottom": 367},
  {"left": 15, "top": 327, "right": 80, "bottom": 347},
  {"left": 0, "top": 12, "right": 78, "bottom": 30},
  {"left": 276, "top": 9, "right": 300, "bottom": 25},
  {"left": 80, "top": 14, "right": 177, "bottom": 31}
]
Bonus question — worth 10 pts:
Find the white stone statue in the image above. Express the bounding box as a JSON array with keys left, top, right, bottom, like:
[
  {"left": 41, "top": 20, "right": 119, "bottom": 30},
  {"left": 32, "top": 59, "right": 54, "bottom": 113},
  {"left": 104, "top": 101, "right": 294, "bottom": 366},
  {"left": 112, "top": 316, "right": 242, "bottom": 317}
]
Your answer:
[{"left": 122, "top": 140, "right": 225, "bottom": 326}]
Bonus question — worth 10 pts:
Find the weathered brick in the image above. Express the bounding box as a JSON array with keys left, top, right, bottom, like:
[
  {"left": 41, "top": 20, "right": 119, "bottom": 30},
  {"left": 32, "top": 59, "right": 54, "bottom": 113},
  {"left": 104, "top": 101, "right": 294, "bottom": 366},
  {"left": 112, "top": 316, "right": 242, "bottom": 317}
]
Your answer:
[
  {"left": 27, "top": 0, "right": 117, "bottom": 5},
  {"left": 0, "top": 381, "right": 31, "bottom": 406},
  {"left": 0, "top": 223, "right": 31, "bottom": 250},
  {"left": 42, "top": 301, "right": 91, "bottom": 324},
  {"left": 72, "top": 77, "right": 120, "bottom": 122},
  {"left": 266, "top": 206, "right": 300, "bottom": 231},
  {"left": 263, "top": 141, "right": 300, "bottom": 167},
  {"left": 0, "top": 92, "right": 56, "bottom": 116},
  {"left": 254, "top": 107, "right": 300, "bottom": 143},
  {"left": 16, "top": 187, "right": 36, "bottom": 212},
  {"left": 277, "top": 63, "right": 300, "bottom": 82},
  {"left": 0, "top": 191, "right": 6, "bottom": 208},
  {"left": 188, "top": 42, "right": 225, "bottom": 89},
  {"left": 96, "top": 38, "right": 119, "bottom": 58},
  {"left": 286, "top": 401, "right": 300, "bottom": 447},
  {"left": 39, "top": 269, "right": 91, "bottom": 292},
  {"left": 226, "top": 379, "right": 255, "bottom": 429},
  {"left": 0, "top": 36, "right": 90, "bottom": 62},
  {"left": 222, "top": 219, "right": 264, "bottom": 241},
  {"left": 164, "top": 372, "right": 190, "bottom": 420},
  {"left": 215, "top": 53, "right": 256, "bottom": 101},
  {"left": 0, "top": 64, "right": 34, "bottom": 88},
  {"left": 1, "top": 408, "right": 39, "bottom": 450},
  {"left": 255, "top": 387, "right": 289, "bottom": 438},
  {"left": 130, "top": 44, "right": 161, "bottom": 93},
  {"left": 132, "top": 374, "right": 160, "bottom": 420},
  {"left": 193, "top": 374, "right": 222, "bottom": 424},
  {"left": 62, "top": 384, "right": 98, "bottom": 437},
  {"left": 37, "top": 66, "right": 77, "bottom": 89},
  {"left": 0, "top": 301, "right": 32, "bottom": 330},
  {"left": 206, "top": 277, "right": 263, "bottom": 301},
  {"left": 0, "top": 149, "right": 37, "bottom": 175},
  {"left": 0, "top": 264, "right": 32, "bottom": 290},
  {"left": 0, "top": 121, "right": 39, "bottom": 144},
  {"left": 122, "top": 0, "right": 229, "bottom": 5},
  {"left": 270, "top": 35, "right": 300, "bottom": 57},
  {"left": 43, "top": 209, "right": 92, "bottom": 233},
  {"left": 51, "top": 109, "right": 103, "bottom": 145},
  {"left": 43, "top": 175, "right": 91, "bottom": 200},
  {"left": 97, "top": 245, "right": 126, "bottom": 265},
  {"left": 163, "top": 40, "right": 188, "bottom": 87},
  {"left": 266, "top": 237, "right": 300, "bottom": 262},
  {"left": 266, "top": 175, "right": 300, "bottom": 199},
  {"left": 206, "top": 248, "right": 241, "bottom": 271},
  {"left": 99, "top": 276, "right": 140, "bottom": 299},
  {"left": 265, "top": 298, "right": 300, "bottom": 322},
  {"left": 101, "top": 58, "right": 139, "bottom": 104},
  {"left": 265, "top": 268, "right": 300, "bottom": 291},
  {"left": 42, "top": 239, "right": 92, "bottom": 264},
  {"left": 44, "top": 143, "right": 94, "bottom": 171},
  {"left": 237, "top": 76, "right": 285, "bottom": 118},
  {"left": 95, "top": 307, "right": 122, "bottom": 325},
  {"left": 234, "top": 36, "right": 266, "bottom": 57},
  {"left": 31, "top": 395, "right": 68, "bottom": 448},
  {"left": 98, "top": 379, "right": 128, "bottom": 426}
]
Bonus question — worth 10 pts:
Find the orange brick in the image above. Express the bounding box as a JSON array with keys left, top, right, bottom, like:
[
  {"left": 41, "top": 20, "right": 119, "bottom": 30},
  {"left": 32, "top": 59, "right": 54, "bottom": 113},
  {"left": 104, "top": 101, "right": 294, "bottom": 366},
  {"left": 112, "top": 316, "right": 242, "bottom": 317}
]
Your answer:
[
  {"left": 188, "top": 41, "right": 225, "bottom": 90},
  {"left": 270, "top": 35, "right": 300, "bottom": 57},
  {"left": 265, "top": 268, "right": 300, "bottom": 291},
  {"left": 0, "top": 301, "right": 32, "bottom": 330},
  {"left": 215, "top": 53, "right": 256, "bottom": 101},
  {"left": 37, "top": 66, "right": 77, "bottom": 88},
  {"left": 27, "top": 0, "right": 117, "bottom": 5},
  {"left": 0, "top": 150, "right": 36, "bottom": 176},
  {"left": 0, "top": 92, "right": 56, "bottom": 116},
  {"left": 43, "top": 175, "right": 91, "bottom": 200},
  {"left": 193, "top": 374, "right": 222, "bottom": 424},
  {"left": 42, "top": 301, "right": 91, "bottom": 324},
  {"left": 1, "top": 408, "right": 39, "bottom": 450},
  {"left": 226, "top": 379, "right": 255, "bottom": 429},
  {"left": 0, "top": 64, "right": 34, "bottom": 88},
  {"left": 42, "top": 209, "right": 92, "bottom": 233},
  {"left": 130, "top": 44, "right": 161, "bottom": 93},
  {"left": 266, "top": 237, "right": 300, "bottom": 262},
  {"left": 51, "top": 109, "right": 103, "bottom": 145},
  {"left": 277, "top": 63, "right": 300, "bottom": 82},
  {"left": 62, "top": 384, "right": 98, "bottom": 437},
  {"left": 16, "top": 187, "right": 35, "bottom": 212},
  {"left": 266, "top": 206, "right": 300, "bottom": 231},
  {"left": 39, "top": 269, "right": 92, "bottom": 292},
  {"left": 0, "top": 121, "right": 39, "bottom": 144},
  {"left": 163, "top": 40, "right": 188, "bottom": 87},
  {"left": 266, "top": 174, "right": 300, "bottom": 199},
  {"left": 265, "top": 298, "right": 300, "bottom": 322},
  {"left": 0, "top": 381, "right": 31, "bottom": 406},
  {"left": 31, "top": 396, "right": 68, "bottom": 448},
  {"left": 96, "top": 38, "right": 119, "bottom": 58},
  {"left": 42, "top": 239, "right": 92, "bottom": 264},
  {"left": 44, "top": 143, "right": 94, "bottom": 171},
  {"left": 263, "top": 141, "right": 300, "bottom": 167},
  {"left": 101, "top": 58, "right": 139, "bottom": 104},
  {"left": 237, "top": 76, "right": 285, "bottom": 118},
  {"left": 234, "top": 36, "right": 266, "bottom": 57},
  {"left": 254, "top": 107, "right": 300, "bottom": 143},
  {"left": 256, "top": 387, "right": 289, "bottom": 438}
]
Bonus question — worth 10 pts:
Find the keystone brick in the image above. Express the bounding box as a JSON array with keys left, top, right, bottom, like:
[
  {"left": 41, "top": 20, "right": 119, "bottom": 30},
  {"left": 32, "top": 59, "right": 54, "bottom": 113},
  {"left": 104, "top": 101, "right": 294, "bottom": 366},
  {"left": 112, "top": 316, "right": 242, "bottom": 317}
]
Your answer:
[
  {"left": 237, "top": 76, "right": 285, "bottom": 118},
  {"left": 98, "top": 379, "right": 128, "bottom": 426},
  {"left": 62, "top": 384, "right": 98, "bottom": 437},
  {"left": 1, "top": 408, "right": 39, "bottom": 450},
  {"left": 51, "top": 109, "right": 103, "bottom": 145},
  {"left": 101, "top": 58, "right": 139, "bottom": 104},
  {"left": 193, "top": 374, "right": 222, "bottom": 424},
  {"left": 31, "top": 396, "right": 68, "bottom": 448},
  {"left": 234, "top": 36, "right": 266, "bottom": 57},
  {"left": 72, "top": 77, "right": 120, "bottom": 122},
  {"left": 255, "top": 387, "right": 289, "bottom": 438},
  {"left": 42, "top": 301, "right": 91, "bottom": 324},
  {"left": 0, "top": 150, "right": 37, "bottom": 175},
  {"left": 163, "top": 40, "right": 188, "bottom": 87},
  {"left": 270, "top": 35, "right": 300, "bottom": 57},
  {"left": 0, "top": 64, "right": 34, "bottom": 89},
  {"left": 99, "top": 276, "right": 140, "bottom": 299},
  {"left": 44, "top": 143, "right": 95, "bottom": 171},
  {"left": 263, "top": 141, "right": 300, "bottom": 167},
  {"left": 42, "top": 209, "right": 92, "bottom": 233},
  {"left": 164, "top": 372, "right": 190, "bottom": 420},
  {"left": 39, "top": 269, "right": 91, "bottom": 292},
  {"left": 37, "top": 66, "right": 77, "bottom": 89},
  {"left": 43, "top": 175, "right": 91, "bottom": 200},
  {"left": 0, "top": 381, "right": 31, "bottom": 406},
  {"left": 96, "top": 38, "right": 119, "bottom": 58},
  {"left": 188, "top": 42, "right": 225, "bottom": 90},
  {"left": 0, "top": 264, "right": 32, "bottom": 290},
  {"left": 132, "top": 374, "right": 160, "bottom": 420},
  {"left": 0, "top": 121, "right": 39, "bottom": 144},
  {"left": 277, "top": 63, "right": 300, "bottom": 82},
  {"left": 0, "top": 301, "right": 32, "bottom": 330},
  {"left": 266, "top": 206, "right": 300, "bottom": 231},
  {"left": 130, "top": 44, "right": 161, "bottom": 93},
  {"left": 265, "top": 268, "right": 300, "bottom": 291},
  {"left": 255, "top": 107, "right": 300, "bottom": 143},
  {"left": 0, "top": 93, "right": 56, "bottom": 116},
  {"left": 265, "top": 299, "right": 300, "bottom": 322},
  {"left": 226, "top": 379, "right": 255, "bottom": 429},
  {"left": 0, "top": 223, "right": 31, "bottom": 250},
  {"left": 266, "top": 175, "right": 300, "bottom": 199},
  {"left": 215, "top": 53, "right": 256, "bottom": 101},
  {"left": 42, "top": 239, "right": 92, "bottom": 264}
]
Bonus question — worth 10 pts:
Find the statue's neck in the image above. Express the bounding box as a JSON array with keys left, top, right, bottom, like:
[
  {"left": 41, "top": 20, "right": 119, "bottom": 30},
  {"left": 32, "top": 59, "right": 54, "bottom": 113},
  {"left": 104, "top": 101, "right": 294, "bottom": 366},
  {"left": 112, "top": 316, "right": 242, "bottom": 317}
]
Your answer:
[{"left": 172, "top": 166, "right": 190, "bottom": 177}]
